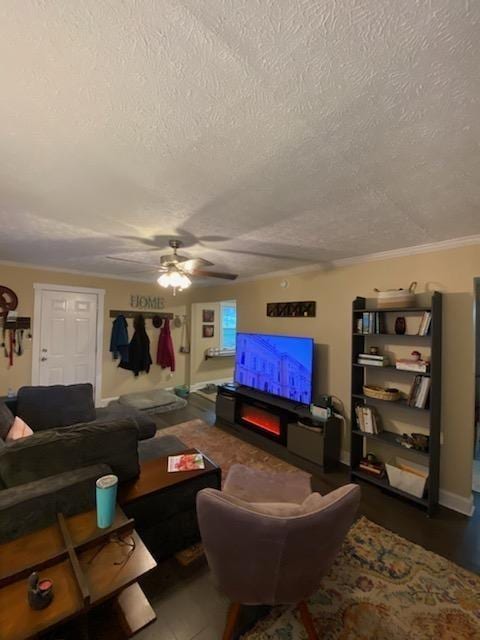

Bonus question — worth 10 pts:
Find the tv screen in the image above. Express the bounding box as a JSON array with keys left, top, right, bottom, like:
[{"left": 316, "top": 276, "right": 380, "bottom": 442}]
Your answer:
[{"left": 234, "top": 332, "right": 314, "bottom": 404}]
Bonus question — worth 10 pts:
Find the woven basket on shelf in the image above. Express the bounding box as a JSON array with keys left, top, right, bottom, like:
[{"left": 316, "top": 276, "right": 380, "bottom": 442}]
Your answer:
[{"left": 363, "top": 385, "right": 401, "bottom": 402}]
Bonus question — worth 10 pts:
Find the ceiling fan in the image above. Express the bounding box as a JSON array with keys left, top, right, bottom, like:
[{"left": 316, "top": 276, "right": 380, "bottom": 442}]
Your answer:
[{"left": 107, "top": 239, "right": 238, "bottom": 294}]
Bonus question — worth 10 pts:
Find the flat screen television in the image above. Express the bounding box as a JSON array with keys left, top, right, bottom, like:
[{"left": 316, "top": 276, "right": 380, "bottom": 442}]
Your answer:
[{"left": 234, "top": 332, "right": 314, "bottom": 404}]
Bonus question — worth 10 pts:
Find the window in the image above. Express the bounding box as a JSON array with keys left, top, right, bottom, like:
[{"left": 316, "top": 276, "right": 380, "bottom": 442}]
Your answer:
[{"left": 220, "top": 301, "right": 237, "bottom": 350}]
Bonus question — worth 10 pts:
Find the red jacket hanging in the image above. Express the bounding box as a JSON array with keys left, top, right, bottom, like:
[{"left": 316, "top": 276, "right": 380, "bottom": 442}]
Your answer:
[{"left": 156, "top": 319, "right": 175, "bottom": 372}]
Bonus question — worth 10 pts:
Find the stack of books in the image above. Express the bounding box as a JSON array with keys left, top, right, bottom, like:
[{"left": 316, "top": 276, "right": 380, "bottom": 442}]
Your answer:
[
  {"left": 418, "top": 311, "right": 432, "bottom": 336},
  {"left": 358, "top": 353, "right": 388, "bottom": 367},
  {"left": 355, "top": 312, "right": 386, "bottom": 335},
  {"left": 396, "top": 358, "right": 429, "bottom": 373},
  {"left": 407, "top": 375, "right": 431, "bottom": 408},
  {"left": 355, "top": 405, "right": 382, "bottom": 434}
]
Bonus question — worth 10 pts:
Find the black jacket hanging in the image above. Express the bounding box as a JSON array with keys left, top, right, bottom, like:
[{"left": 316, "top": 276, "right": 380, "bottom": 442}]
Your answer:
[{"left": 119, "top": 314, "right": 152, "bottom": 376}]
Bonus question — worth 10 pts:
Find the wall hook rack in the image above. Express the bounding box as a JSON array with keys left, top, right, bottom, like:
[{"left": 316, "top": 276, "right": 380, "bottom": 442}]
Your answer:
[{"left": 109, "top": 310, "right": 174, "bottom": 320}]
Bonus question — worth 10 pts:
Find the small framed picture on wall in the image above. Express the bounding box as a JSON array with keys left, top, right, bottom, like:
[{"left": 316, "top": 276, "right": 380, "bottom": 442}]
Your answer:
[
  {"left": 202, "top": 309, "right": 215, "bottom": 323},
  {"left": 202, "top": 324, "right": 214, "bottom": 338}
]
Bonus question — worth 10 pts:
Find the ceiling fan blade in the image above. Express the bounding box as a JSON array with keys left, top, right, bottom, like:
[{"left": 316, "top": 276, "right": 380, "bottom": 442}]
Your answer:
[
  {"left": 182, "top": 258, "right": 214, "bottom": 272},
  {"left": 106, "top": 256, "right": 160, "bottom": 268},
  {"left": 189, "top": 269, "right": 238, "bottom": 280}
]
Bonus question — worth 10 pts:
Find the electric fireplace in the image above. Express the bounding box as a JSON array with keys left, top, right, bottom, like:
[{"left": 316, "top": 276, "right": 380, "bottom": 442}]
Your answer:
[{"left": 236, "top": 397, "right": 288, "bottom": 444}]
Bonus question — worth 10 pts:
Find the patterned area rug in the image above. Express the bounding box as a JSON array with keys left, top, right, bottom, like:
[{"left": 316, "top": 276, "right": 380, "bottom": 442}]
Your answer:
[
  {"left": 157, "top": 418, "right": 309, "bottom": 483},
  {"left": 158, "top": 420, "right": 480, "bottom": 638},
  {"left": 243, "top": 517, "right": 480, "bottom": 640}
]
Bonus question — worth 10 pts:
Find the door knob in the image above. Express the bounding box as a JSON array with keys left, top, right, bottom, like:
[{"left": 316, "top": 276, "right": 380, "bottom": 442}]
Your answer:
[
  {"left": 41, "top": 357, "right": 47, "bottom": 362},
  {"left": 41, "top": 348, "right": 48, "bottom": 353}
]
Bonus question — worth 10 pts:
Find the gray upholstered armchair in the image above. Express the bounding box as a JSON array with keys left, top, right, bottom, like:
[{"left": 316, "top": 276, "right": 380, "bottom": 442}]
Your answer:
[{"left": 197, "top": 464, "right": 360, "bottom": 640}]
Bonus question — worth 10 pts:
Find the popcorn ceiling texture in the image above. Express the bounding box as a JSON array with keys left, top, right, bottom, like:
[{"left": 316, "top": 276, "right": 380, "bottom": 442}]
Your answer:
[{"left": 0, "top": 1, "right": 479, "bottom": 279}]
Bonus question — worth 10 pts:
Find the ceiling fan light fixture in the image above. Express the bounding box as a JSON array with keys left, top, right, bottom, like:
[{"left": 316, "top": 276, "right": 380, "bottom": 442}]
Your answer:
[{"left": 157, "top": 270, "right": 192, "bottom": 292}]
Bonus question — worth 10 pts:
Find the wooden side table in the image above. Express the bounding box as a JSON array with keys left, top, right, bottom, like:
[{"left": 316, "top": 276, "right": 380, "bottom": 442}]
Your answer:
[{"left": 0, "top": 508, "right": 157, "bottom": 640}]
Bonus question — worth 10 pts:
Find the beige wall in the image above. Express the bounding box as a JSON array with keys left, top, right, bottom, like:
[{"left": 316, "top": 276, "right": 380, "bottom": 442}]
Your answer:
[
  {"left": 190, "top": 244, "right": 480, "bottom": 501},
  {"left": 190, "top": 301, "right": 235, "bottom": 386},
  {"left": 0, "top": 263, "right": 190, "bottom": 399}
]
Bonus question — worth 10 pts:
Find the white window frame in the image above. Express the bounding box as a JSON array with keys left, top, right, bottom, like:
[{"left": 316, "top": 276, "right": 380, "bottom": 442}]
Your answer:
[{"left": 220, "top": 300, "right": 237, "bottom": 351}]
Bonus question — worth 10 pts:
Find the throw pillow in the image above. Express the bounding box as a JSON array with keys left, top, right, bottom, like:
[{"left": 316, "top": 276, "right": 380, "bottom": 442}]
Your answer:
[
  {"left": 6, "top": 416, "right": 34, "bottom": 442},
  {"left": 0, "top": 401, "right": 14, "bottom": 440}
]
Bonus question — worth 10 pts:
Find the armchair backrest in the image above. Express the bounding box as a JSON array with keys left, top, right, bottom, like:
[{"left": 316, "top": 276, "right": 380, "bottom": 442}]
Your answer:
[{"left": 197, "top": 484, "right": 360, "bottom": 605}]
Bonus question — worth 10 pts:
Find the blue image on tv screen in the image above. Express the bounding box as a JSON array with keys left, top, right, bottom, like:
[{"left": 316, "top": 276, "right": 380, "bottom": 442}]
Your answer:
[{"left": 235, "top": 333, "right": 314, "bottom": 404}]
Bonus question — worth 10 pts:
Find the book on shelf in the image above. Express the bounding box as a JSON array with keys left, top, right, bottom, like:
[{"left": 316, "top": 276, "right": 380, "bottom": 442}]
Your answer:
[
  {"left": 356, "top": 312, "right": 386, "bottom": 335},
  {"left": 418, "top": 311, "right": 432, "bottom": 336},
  {"left": 358, "top": 353, "right": 388, "bottom": 367},
  {"left": 355, "top": 405, "right": 383, "bottom": 434},
  {"left": 407, "top": 375, "right": 431, "bottom": 408},
  {"left": 396, "top": 358, "right": 430, "bottom": 373}
]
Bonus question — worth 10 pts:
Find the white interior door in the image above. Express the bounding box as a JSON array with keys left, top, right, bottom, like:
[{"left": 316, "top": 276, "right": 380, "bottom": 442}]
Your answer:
[{"left": 38, "top": 290, "right": 98, "bottom": 387}]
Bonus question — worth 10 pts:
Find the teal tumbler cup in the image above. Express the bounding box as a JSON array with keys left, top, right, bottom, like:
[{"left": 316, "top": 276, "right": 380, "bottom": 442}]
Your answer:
[{"left": 96, "top": 474, "right": 118, "bottom": 529}]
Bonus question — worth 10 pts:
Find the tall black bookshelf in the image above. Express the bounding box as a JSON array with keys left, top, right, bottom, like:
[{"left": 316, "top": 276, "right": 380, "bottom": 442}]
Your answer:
[{"left": 350, "top": 292, "right": 442, "bottom": 516}]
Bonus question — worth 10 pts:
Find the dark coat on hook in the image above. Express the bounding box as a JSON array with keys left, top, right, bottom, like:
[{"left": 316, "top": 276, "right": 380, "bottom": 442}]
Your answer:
[
  {"left": 110, "top": 314, "right": 129, "bottom": 363},
  {"left": 119, "top": 314, "right": 152, "bottom": 376}
]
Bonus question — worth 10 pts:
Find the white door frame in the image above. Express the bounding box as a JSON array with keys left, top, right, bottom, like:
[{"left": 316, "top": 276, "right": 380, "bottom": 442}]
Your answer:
[{"left": 32, "top": 283, "right": 105, "bottom": 405}]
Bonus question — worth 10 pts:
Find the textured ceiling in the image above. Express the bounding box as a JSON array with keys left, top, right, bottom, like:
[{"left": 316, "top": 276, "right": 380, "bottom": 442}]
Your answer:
[{"left": 0, "top": 0, "right": 479, "bottom": 282}]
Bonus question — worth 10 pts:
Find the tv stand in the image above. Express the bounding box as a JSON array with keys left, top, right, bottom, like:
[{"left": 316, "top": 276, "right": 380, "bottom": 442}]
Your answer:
[{"left": 216, "top": 385, "right": 341, "bottom": 471}]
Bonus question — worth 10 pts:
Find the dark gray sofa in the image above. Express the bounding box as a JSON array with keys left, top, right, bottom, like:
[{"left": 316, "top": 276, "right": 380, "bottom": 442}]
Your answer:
[
  {"left": 0, "top": 384, "right": 221, "bottom": 559},
  {"left": 0, "top": 417, "right": 140, "bottom": 542}
]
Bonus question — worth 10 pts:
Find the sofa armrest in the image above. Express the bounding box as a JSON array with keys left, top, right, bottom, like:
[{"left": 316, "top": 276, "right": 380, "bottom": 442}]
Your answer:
[
  {"left": 0, "top": 463, "right": 111, "bottom": 543},
  {"left": 0, "top": 418, "right": 140, "bottom": 488}
]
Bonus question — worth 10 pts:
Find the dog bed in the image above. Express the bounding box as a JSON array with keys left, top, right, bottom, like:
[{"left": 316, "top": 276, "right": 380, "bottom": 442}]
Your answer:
[{"left": 111, "top": 389, "right": 187, "bottom": 414}]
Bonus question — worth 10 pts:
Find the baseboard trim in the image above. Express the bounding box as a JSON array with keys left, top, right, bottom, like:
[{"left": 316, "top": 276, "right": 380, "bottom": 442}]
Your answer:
[
  {"left": 190, "top": 378, "right": 233, "bottom": 392},
  {"left": 439, "top": 489, "right": 475, "bottom": 516}
]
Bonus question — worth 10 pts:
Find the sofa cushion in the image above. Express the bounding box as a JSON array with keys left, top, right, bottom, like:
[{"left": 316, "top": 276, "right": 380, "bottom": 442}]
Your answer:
[
  {"left": 96, "top": 404, "right": 156, "bottom": 440},
  {"left": 5, "top": 417, "right": 33, "bottom": 441},
  {"left": 0, "top": 401, "right": 14, "bottom": 441},
  {"left": 16, "top": 383, "right": 96, "bottom": 431},
  {"left": 0, "top": 418, "right": 140, "bottom": 487}
]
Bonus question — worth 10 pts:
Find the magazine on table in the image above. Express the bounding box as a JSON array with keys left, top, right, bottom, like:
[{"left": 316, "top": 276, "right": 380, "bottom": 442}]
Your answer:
[{"left": 168, "top": 453, "right": 205, "bottom": 472}]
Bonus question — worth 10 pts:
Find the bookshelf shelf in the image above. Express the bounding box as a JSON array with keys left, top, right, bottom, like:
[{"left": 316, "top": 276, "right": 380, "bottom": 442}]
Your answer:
[
  {"left": 352, "top": 393, "right": 430, "bottom": 412},
  {"left": 352, "top": 363, "right": 431, "bottom": 376},
  {"left": 352, "top": 333, "right": 431, "bottom": 338},
  {"left": 353, "top": 306, "right": 431, "bottom": 314},
  {"left": 351, "top": 470, "right": 429, "bottom": 507},
  {"left": 351, "top": 429, "right": 430, "bottom": 460},
  {"left": 350, "top": 292, "right": 442, "bottom": 516}
]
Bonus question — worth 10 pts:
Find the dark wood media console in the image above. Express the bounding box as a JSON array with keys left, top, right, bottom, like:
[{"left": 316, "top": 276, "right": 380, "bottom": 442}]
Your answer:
[{"left": 216, "top": 384, "right": 341, "bottom": 472}]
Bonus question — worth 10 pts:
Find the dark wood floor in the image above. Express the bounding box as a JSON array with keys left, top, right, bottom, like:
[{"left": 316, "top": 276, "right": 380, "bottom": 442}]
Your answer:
[{"left": 122, "top": 394, "right": 479, "bottom": 640}]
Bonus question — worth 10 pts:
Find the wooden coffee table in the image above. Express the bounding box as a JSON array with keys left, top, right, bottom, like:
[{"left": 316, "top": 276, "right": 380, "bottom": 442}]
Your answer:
[
  {"left": 0, "top": 508, "right": 157, "bottom": 640},
  {"left": 119, "top": 447, "right": 222, "bottom": 506}
]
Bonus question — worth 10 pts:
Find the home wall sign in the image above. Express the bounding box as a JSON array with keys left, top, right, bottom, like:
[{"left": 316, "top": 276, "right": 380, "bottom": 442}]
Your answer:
[
  {"left": 266, "top": 301, "right": 316, "bottom": 318},
  {"left": 130, "top": 295, "right": 165, "bottom": 311}
]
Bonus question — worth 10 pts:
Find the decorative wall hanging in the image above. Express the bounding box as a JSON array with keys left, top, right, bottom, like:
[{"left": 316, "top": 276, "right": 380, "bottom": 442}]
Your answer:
[
  {"left": 130, "top": 295, "right": 165, "bottom": 310},
  {"left": 202, "top": 324, "right": 214, "bottom": 338},
  {"left": 266, "top": 301, "right": 316, "bottom": 318},
  {"left": 202, "top": 309, "right": 215, "bottom": 323},
  {"left": 0, "top": 286, "right": 18, "bottom": 318}
]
